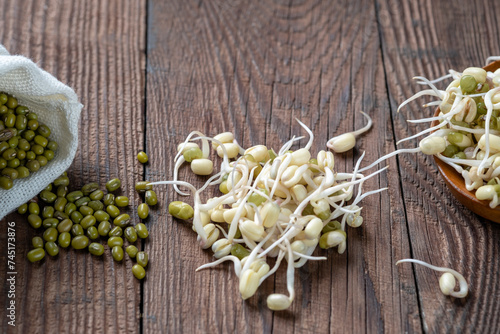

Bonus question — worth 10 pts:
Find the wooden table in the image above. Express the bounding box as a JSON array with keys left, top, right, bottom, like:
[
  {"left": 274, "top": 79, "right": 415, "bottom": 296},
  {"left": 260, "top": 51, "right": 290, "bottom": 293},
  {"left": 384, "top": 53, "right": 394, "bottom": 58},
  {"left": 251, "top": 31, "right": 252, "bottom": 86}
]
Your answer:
[{"left": 1, "top": 0, "right": 500, "bottom": 333}]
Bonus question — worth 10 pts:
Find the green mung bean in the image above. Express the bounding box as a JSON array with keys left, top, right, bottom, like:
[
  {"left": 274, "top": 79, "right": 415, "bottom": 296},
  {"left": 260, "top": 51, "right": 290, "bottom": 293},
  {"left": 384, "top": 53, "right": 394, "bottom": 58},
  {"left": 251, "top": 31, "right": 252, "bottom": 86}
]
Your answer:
[
  {"left": 71, "top": 235, "right": 89, "bottom": 250},
  {"left": 106, "top": 178, "right": 121, "bottom": 192},
  {"left": 88, "top": 243, "right": 104, "bottom": 256},
  {"left": 126, "top": 245, "right": 138, "bottom": 258},
  {"left": 132, "top": 264, "right": 146, "bottom": 279},
  {"left": 32, "top": 236, "right": 44, "bottom": 249},
  {"left": 112, "top": 246, "right": 124, "bottom": 261},
  {"left": 58, "top": 232, "right": 71, "bottom": 248},
  {"left": 135, "top": 223, "right": 149, "bottom": 239},
  {"left": 27, "top": 248, "right": 45, "bottom": 262},
  {"left": 45, "top": 242, "right": 59, "bottom": 256}
]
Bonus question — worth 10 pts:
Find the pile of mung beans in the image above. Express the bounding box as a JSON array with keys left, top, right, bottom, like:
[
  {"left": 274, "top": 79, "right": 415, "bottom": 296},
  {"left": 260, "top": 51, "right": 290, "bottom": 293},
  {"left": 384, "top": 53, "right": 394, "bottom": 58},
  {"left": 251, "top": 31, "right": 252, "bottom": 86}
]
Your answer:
[
  {"left": 17, "top": 173, "right": 157, "bottom": 280},
  {"left": 0, "top": 92, "right": 57, "bottom": 189}
]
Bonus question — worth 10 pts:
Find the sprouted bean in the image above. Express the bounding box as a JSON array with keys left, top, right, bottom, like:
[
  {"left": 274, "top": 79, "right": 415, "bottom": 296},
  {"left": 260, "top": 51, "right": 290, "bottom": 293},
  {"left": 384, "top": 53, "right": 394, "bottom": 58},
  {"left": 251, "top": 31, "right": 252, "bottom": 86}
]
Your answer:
[
  {"left": 151, "top": 120, "right": 387, "bottom": 310},
  {"left": 327, "top": 111, "right": 373, "bottom": 153},
  {"left": 396, "top": 259, "right": 468, "bottom": 298}
]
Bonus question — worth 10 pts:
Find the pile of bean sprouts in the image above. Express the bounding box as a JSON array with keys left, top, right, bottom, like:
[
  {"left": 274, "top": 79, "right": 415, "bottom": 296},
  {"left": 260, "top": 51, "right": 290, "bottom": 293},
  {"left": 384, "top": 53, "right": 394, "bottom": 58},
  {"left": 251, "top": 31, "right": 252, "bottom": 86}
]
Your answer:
[
  {"left": 151, "top": 120, "right": 387, "bottom": 310},
  {"left": 148, "top": 59, "right": 500, "bottom": 307},
  {"left": 377, "top": 58, "right": 500, "bottom": 208}
]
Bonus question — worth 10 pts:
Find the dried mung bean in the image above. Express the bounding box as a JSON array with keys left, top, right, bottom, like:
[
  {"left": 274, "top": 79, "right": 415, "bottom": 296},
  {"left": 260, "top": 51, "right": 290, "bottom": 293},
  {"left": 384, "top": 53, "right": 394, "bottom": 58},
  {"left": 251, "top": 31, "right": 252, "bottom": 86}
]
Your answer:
[
  {"left": 16, "top": 166, "right": 29, "bottom": 178},
  {"left": 27, "top": 248, "right": 45, "bottom": 262},
  {"left": 0, "top": 176, "right": 13, "bottom": 189},
  {"left": 64, "top": 202, "right": 77, "bottom": 216},
  {"left": 17, "top": 203, "right": 28, "bottom": 214},
  {"left": 75, "top": 196, "right": 90, "bottom": 207},
  {"left": 124, "top": 226, "right": 138, "bottom": 243},
  {"left": 137, "top": 203, "right": 149, "bottom": 219},
  {"left": 135, "top": 223, "right": 149, "bottom": 239},
  {"left": 54, "top": 197, "right": 67, "bottom": 212},
  {"left": 112, "top": 246, "right": 124, "bottom": 261},
  {"left": 37, "top": 124, "right": 51, "bottom": 138},
  {"left": 94, "top": 210, "right": 110, "bottom": 222},
  {"left": 57, "top": 218, "right": 73, "bottom": 233},
  {"left": 79, "top": 205, "right": 94, "bottom": 216},
  {"left": 0, "top": 159, "right": 6, "bottom": 170},
  {"left": 108, "top": 236, "right": 124, "bottom": 248},
  {"left": 106, "top": 205, "right": 120, "bottom": 218},
  {"left": 108, "top": 226, "right": 123, "bottom": 237},
  {"left": 43, "top": 227, "right": 58, "bottom": 242},
  {"left": 81, "top": 215, "right": 97, "bottom": 229},
  {"left": 36, "top": 155, "right": 48, "bottom": 167},
  {"left": 71, "top": 236, "right": 89, "bottom": 250},
  {"left": 81, "top": 182, "right": 99, "bottom": 195},
  {"left": 114, "top": 196, "right": 129, "bottom": 207},
  {"left": 47, "top": 141, "right": 57, "bottom": 151},
  {"left": 86, "top": 226, "right": 99, "bottom": 240},
  {"left": 28, "top": 202, "right": 40, "bottom": 215},
  {"left": 132, "top": 264, "right": 146, "bottom": 279},
  {"left": 137, "top": 151, "right": 148, "bottom": 163},
  {"left": 28, "top": 214, "right": 42, "bottom": 228},
  {"left": 53, "top": 211, "right": 69, "bottom": 221},
  {"left": 88, "top": 200, "right": 104, "bottom": 211},
  {"left": 30, "top": 144, "right": 43, "bottom": 156},
  {"left": 70, "top": 211, "right": 83, "bottom": 224},
  {"left": 103, "top": 193, "right": 115, "bottom": 206},
  {"left": 32, "top": 236, "right": 44, "bottom": 249},
  {"left": 98, "top": 221, "right": 112, "bottom": 236},
  {"left": 113, "top": 213, "right": 130, "bottom": 228},
  {"left": 25, "top": 160, "right": 40, "bottom": 173},
  {"left": 53, "top": 175, "right": 69, "bottom": 187},
  {"left": 89, "top": 190, "right": 104, "bottom": 201},
  {"left": 45, "top": 242, "right": 59, "bottom": 256},
  {"left": 145, "top": 190, "right": 158, "bottom": 206},
  {"left": 136, "top": 252, "right": 149, "bottom": 267},
  {"left": 2, "top": 167, "right": 18, "bottom": 179},
  {"left": 43, "top": 149, "right": 54, "bottom": 161},
  {"left": 71, "top": 224, "right": 84, "bottom": 236},
  {"left": 58, "top": 232, "right": 71, "bottom": 248},
  {"left": 42, "top": 218, "right": 59, "bottom": 229},
  {"left": 43, "top": 149, "right": 55, "bottom": 161},
  {"left": 40, "top": 190, "right": 57, "bottom": 203},
  {"left": 66, "top": 190, "right": 84, "bottom": 202},
  {"left": 57, "top": 185, "right": 68, "bottom": 198},
  {"left": 126, "top": 245, "right": 138, "bottom": 258},
  {"left": 89, "top": 243, "right": 104, "bottom": 256},
  {"left": 106, "top": 178, "right": 121, "bottom": 192}
]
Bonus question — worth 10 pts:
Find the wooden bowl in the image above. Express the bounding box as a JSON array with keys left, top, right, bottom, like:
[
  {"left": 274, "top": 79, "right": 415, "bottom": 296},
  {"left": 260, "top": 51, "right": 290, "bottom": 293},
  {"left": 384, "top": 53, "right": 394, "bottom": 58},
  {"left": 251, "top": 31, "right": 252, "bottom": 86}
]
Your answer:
[{"left": 431, "top": 60, "right": 500, "bottom": 223}]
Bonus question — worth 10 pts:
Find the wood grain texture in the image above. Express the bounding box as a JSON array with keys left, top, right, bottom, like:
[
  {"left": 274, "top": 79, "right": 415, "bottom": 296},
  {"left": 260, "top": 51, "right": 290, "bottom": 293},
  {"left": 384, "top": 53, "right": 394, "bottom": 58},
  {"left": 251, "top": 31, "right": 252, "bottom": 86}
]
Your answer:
[
  {"left": 0, "top": 0, "right": 146, "bottom": 333},
  {"left": 144, "top": 0, "right": 419, "bottom": 333},
  {"left": 1, "top": 0, "right": 499, "bottom": 333},
  {"left": 377, "top": 0, "right": 500, "bottom": 332}
]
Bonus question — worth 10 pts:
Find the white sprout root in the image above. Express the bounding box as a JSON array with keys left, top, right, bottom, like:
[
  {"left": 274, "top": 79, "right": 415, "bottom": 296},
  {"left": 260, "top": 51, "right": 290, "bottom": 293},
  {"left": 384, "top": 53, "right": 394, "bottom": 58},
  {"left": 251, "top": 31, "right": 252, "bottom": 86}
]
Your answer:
[
  {"left": 396, "top": 259, "right": 468, "bottom": 298},
  {"left": 153, "top": 120, "right": 387, "bottom": 311},
  {"left": 360, "top": 58, "right": 500, "bottom": 208},
  {"left": 327, "top": 111, "right": 373, "bottom": 153}
]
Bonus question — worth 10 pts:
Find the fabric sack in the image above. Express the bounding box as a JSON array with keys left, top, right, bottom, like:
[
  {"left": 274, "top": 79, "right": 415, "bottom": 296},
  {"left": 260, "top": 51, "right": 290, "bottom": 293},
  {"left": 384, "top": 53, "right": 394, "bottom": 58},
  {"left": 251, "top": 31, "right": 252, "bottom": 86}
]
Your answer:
[{"left": 0, "top": 45, "right": 82, "bottom": 220}]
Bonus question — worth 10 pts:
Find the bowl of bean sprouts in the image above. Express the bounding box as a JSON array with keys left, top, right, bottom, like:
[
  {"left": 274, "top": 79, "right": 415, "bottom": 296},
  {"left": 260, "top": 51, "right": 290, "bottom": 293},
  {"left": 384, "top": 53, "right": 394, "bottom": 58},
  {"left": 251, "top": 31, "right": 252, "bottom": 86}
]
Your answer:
[{"left": 430, "top": 60, "right": 500, "bottom": 223}]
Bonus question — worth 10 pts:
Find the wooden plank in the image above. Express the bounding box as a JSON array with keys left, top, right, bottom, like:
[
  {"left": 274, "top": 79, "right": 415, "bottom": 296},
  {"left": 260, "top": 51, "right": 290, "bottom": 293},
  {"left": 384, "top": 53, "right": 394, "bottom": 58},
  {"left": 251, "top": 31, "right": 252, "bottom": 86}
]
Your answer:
[
  {"left": 0, "top": 0, "right": 146, "bottom": 333},
  {"left": 1, "top": 0, "right": 498, "bottom": 332},
  {"left": 376, "top": 0, "right": 500, "bottom": 332},
  {"left": 144, "top": 0, "right": 420, "bottom": 333}
]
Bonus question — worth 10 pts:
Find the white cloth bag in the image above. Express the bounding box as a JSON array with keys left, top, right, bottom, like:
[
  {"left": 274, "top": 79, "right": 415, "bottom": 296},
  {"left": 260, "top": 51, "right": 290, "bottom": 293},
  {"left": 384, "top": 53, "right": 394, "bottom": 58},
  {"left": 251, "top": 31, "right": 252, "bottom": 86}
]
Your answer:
[{"left": 0, "top": 45, "right": 82, "bottom": 219}]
